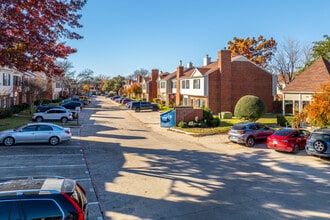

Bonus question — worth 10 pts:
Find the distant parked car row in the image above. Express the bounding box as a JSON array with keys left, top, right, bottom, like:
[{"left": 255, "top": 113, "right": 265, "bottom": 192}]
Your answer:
[
  {"left": 228, "top": 122, "right": 330, "bottom": 157},
  {"left": 107, "top": 94, "right": 159, "bottom": 112}
]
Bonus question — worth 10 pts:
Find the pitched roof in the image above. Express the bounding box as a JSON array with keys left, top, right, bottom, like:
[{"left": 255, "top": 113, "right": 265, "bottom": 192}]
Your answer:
[{"left": 282, "top": 57, "right": 330, "bottom": 93}]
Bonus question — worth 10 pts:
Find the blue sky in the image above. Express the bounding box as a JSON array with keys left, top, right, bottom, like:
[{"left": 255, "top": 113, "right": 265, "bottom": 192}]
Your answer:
[{"left": 67, "top": 0, "right": 330, "bottom": 77}]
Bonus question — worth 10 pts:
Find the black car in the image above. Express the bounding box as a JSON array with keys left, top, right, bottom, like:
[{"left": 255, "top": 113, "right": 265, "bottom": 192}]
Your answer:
[
  {"left": 0, "top": 176, "right": 88, "bottom": 219},
  {"left": 61, "top": 101, "right": 83, "bottom": 110},
  {"left": 36, "top": 105, "right": 66, "bottom": 112},
  {"left": 129, "top": 101, "right": 159, "bottom": 112}
]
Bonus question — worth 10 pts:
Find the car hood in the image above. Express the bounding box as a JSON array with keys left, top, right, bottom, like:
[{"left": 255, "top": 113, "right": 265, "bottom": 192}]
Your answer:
[{"left": 0, "top": 129, "right": 15, "bottom": 135}]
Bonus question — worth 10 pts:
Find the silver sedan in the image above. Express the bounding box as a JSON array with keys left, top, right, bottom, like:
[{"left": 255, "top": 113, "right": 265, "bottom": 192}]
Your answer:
[{"left": 0, "top": 122, "right": 71, "bottom": 146}]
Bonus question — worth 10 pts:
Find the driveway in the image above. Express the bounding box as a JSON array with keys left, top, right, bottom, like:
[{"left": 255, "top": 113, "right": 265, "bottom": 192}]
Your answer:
[{"left": 78, "top": 96, "right": 330, "bottom": 220}]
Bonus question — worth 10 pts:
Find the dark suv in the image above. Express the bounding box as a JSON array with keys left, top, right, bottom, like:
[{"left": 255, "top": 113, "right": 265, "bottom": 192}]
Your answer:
[
  {"left": 129, "top": 101, "right": 159, "bottom": 112},
  {"left": 305, "top": 128, "right": 330, "bottom": 157},
  {"left": 0, "top": 176, "right": 88, "bottom": 219},
  {"left": 228, "top": 122, "right": 275, "bottom": 147}
]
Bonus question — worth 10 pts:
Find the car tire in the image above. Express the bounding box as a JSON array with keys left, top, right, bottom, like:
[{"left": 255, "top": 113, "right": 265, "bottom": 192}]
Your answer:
[
  {"left": 152, "top": 106, "right": 158, "bottom": 111},
  {"left": 313, "top": 140, "right": 327, "bottom": 153},
  {"left": 49, "top": 136, "right": 60, "bottom": 145},
  {"left": 292, "top": 144, "right": 300, "bottom": 154},
  {"left": 61, "top": 117, "right": 68, "bottom": 123},
  {"left": 36, "top": 116, "right": 43, "bottom": 122},
  {"left": 135, "top": 108, "right": 140, "bottom": 112},
  {"left": 3, "top": 137, "right": 14, "bottom": 146},
  {"left": 246, "top": 137, "right": 255, "bottom": 147}
]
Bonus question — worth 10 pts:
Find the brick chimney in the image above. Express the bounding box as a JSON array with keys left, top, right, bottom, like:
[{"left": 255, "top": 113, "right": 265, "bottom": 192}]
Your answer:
[
  {"left": 218, "top": 50, "right": 232, "bottom": 112},
  {"left": 176, "top": 61, "right": 184, "bottom": 105},
  {"left": 137, "top": 74, "right": 142, "bottom": 83},
  {"left": 150, "top": 69, "right": 159, "bottom": 101}
]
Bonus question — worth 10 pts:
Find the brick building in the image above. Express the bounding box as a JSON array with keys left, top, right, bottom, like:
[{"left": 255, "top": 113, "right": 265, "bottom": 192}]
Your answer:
[{"left": 176, "top": 50, "right": 274, "bottom": 114}]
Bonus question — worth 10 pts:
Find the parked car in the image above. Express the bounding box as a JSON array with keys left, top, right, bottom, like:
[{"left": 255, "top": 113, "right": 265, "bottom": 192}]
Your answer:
[
  {"left": 0, "top": 176, "right": 88, "bottom": 219},
  {"left": 32, "top": 109, "right": 73, "bottom": 123},
  {"left": 267, "top": 128, "right": 310, "bottom": 153},
  {"left": 61, "top": 101, "right": 83, "bottom": 110},
  {"left": 228, "top": 122, "right": 275, "bottom": 147},
  {"left": 129, "top": 101, "right": 159, "bottom": 112},
  {"left": 305, "top": 128, "right": 330, "bottom": 157},
  {"left": 0, "top": 122, "right": 71, "bottom": 146},
  {"left": 36, "top": 105, "right": 78, "bottom": 119}
]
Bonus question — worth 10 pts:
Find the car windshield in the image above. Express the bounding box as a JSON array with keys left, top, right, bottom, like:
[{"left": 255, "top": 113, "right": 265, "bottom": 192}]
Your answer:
[
  {"left": 274, "top": 129, "right": 294, "bottom": 136},
  {"left": 232, "top": 125, "right": 246, "bottom": 130}
]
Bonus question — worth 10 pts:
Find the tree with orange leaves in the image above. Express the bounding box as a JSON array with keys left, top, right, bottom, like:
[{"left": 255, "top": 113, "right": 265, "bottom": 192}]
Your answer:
[
  {"left": 302, "top": 82, "right": 330, "bottom": 127},
  {"left": 227, "top": 35, "right": 277, "bottom": 68}
]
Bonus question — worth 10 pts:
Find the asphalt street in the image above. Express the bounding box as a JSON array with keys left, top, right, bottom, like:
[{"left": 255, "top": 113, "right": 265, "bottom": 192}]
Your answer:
[{"left": 77, "top": 96, "right": 330, "bottom": 220}]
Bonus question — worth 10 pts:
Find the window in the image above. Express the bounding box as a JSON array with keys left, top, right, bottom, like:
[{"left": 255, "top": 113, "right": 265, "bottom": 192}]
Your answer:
[
  {"left": 185, "top": 80, "right": 189, "bottom": 89},
  {"left": 38, "top": 125, "right": 53, "bottom": 131},
  {"left": 3, "top": 73, "right": 10, "bottom": 86},
  {"left": 22, "top": 200, "right": 63, "bottom": 220},
  {"left": 160, "top": 81, "right": 166, "bottom": 88},
  {"left": 171, "top": 80, "right": 176, "bottom": 89},
  {"left": 182, "top": 80, "right": 189, "bottom": 89},
  {"left": 193, "top": 79, "right": 200, "bottom": 89},
  {"left": 55, "top": 82, "right": 61, "bottom": 88},
  {"left": 22, "top": 125, "right": 38, "bottom": 132},
  {"left": 13, "top": 75, "right": 21, "bottom": 86}
]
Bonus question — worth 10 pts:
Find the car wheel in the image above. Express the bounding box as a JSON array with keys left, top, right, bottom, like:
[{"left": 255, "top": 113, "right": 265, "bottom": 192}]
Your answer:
[
  {"left": 36, "top": 116, "right": 43, "bottom": 122},
  {"left": 49, "top": 136, "right": 60, "bottom": 145},
  {"left": 313, "top": 140, "right": 327, "bottom": 153},
  {"left": 3, "top": 137, "right": 14, "bottom": 146},
  {"left": 61, "top": 117, "right": 68, "bottom": 123},
  {"left": 246, "top": 137, "right": 255, "bottom": 147},
  {"left": 135, "top": 108, "right": 140, "bottom": 112},
  {"left": 292, "top": 144, "right": 300, "bottom": 154}
]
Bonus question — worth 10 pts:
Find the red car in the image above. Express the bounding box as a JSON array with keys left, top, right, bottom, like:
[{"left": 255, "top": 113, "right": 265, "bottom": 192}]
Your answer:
[{"left": 267, "top": 128, "right": 310, "bottom": 153}]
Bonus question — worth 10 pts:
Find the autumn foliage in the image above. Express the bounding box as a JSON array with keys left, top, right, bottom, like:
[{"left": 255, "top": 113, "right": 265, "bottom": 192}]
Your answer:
[
  {"left": 302, "top": 82, "right": 330, "bottom": 127},
  {"left": 0, "top": 0, "right": 86, "bottom": 74},
  {"left": 227, "top": 35, "right": 277, "bottom": 68}
]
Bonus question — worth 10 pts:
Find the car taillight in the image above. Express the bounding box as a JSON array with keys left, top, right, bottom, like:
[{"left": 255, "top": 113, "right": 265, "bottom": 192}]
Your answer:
[
  {"left": 239, "top": 130, "right": 246, "bottom": 134},
  {"left": 61, "top": 193, "right": 84, "bottom": 220},
  {"left": 65, "top": 130, "right": 71, "bottom": 135}
]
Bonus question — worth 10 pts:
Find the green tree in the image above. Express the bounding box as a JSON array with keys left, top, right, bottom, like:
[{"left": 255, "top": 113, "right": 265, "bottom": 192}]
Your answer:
[
  {"left": 227, "top": 35, "right": 277, "bottom": 68},
  {"left": 234, "top": 95, "right": 267, "bottom": 122},
  {"left": 302, "top": 35, "right": 330, "bottom": 70}
]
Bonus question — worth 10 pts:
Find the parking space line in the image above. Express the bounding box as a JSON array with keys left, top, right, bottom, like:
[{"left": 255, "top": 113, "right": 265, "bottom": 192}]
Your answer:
[
  {"left": 0, "top": 164, "right": 86, "bottom": 169},
  {"left": 0, "top": 154, "right": 83, "bottom": 157}
]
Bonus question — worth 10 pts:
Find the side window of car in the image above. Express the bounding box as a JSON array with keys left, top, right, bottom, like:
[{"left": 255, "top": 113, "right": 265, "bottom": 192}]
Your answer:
[
  {"left": 21, "top": 199, "right": 63, "bottom": 220},
  {"left": 22, "top": 125, "right": 37, "bottom": 132},
  {"left": 38, "top": 125, "right": 53, "bottom": 131},
  {"left": 47, "top": 110, "right": 56, "bottom": 114},
  {"left": 249, "top": 125, "right": 258, "bottom": 130},
  {"left": 56, "top": 110, "right": 65, "bottom": 114},
  {"left": 0, "top": 201, "right": 21, "bottom": 219}
]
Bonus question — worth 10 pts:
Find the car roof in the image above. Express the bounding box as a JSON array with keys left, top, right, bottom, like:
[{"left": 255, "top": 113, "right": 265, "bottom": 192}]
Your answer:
[
  {"left": 312, "top": 128, "right": 330, "bottom": 134},
  {"left": 0, "top": 176, "right": 76, "bottom": 195}
]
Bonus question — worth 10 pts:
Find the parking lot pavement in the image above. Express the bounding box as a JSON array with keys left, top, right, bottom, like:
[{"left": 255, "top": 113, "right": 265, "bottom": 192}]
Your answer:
[{"left": 0, "top": 138, "right": 103, "bottom": 220}]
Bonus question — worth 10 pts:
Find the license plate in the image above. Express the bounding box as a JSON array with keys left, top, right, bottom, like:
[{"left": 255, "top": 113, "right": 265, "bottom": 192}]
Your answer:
[{"left": 273, "top": 140, "right": 278, "bottom": 144}]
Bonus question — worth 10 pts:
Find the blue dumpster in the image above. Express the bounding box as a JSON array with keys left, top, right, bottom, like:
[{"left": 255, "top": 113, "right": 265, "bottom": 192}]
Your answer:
[{"left": 160, "top": 110, "right": 175, "bottom": 127}]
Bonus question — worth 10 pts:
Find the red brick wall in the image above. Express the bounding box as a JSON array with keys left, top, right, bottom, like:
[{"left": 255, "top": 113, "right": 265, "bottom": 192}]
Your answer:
[
  {"left": 150, "top": 69, "right": 159, "bottom": 102},
  {"left": 208, "top": 70, "right": 220, "bottom": 113},
  {"left": 218, "top": 50, "right": 232, "bottom": 112},
  {"left": 230, "top": 61, "right": 273, "bottom": 113},
  {"left": 174, "top": 107, "right": 203, "bottom": 125}
]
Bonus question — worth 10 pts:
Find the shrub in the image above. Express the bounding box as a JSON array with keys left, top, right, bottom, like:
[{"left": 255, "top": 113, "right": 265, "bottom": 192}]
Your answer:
[
  {"left": 276, "top": 114, "right": 288, "bottom": 126},
  {"left": 0, "top": 108, "right": 13, "bottom": 119},
  {"left": 211, "top": 116, "right": 220, "bottom": 127},
  {"left": 234, "top": 95, "right": 267, "bottom": 122},
  {"left": 188, "top": 121, "right": 198, "bottom": 127},
  {"left": 178, "top": 121, "right": 187, "bottom": 128},
  {"left": 202, "top": 107, "right": 214, "bottom": 126},
  {"left": 11, "top": 106, "right": 21, "bottom": 114}
]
